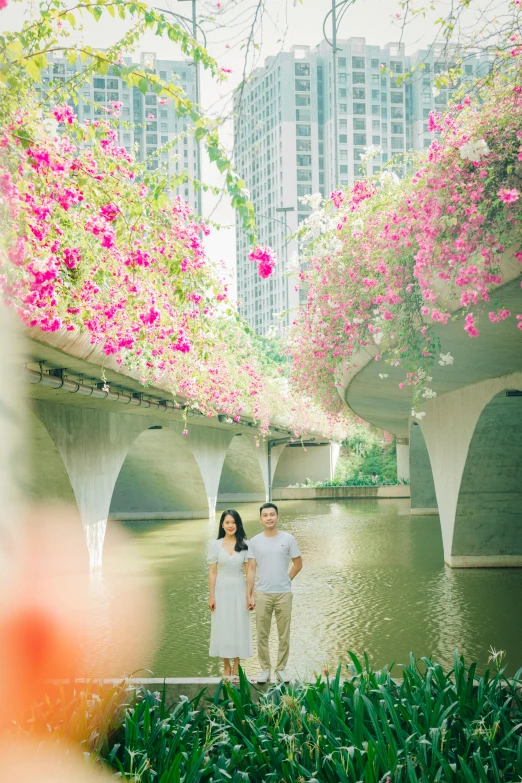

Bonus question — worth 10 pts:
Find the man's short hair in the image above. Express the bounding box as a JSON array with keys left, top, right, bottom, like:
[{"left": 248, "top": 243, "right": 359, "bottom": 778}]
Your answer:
[{"left": 259, "top": 502, "right": 279, "bottom": 516}]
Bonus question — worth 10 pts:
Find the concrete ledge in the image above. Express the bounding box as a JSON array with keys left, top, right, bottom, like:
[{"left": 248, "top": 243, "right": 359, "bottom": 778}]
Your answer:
[
  {"left": 272, "top": 485, "right": 410, "bottom": 501},
  {"left": 445, "top": 555, "right": 522, "bottom": 568},
  {"left": 110, "top": 511, "right": 209, "bottom": 521},
  {"left": 46, "top": 676, "right": 405, "bottom": 704},
  {"left": 218, "top": 493, "right": 266, "bottom": 503},
  {"left": 411, "top": 507, "right": 439, "bottom": 516}
]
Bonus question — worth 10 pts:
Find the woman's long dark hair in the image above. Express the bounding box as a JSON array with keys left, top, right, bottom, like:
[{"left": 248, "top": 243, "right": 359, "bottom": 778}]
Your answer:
[{"left": 218, "top": 509, "right": 248, "bottom": 552}]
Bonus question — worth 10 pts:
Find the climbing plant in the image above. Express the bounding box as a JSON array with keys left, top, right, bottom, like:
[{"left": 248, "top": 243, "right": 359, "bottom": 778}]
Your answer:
[
  {"left": 289, "top": 42, "right": 522, "bottom": 417},
  {"left": 0, "top": 0, "right": 349, "bottom": 439}
]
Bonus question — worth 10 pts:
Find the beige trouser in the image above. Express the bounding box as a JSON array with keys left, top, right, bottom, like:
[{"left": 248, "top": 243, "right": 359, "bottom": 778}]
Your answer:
[{"left": 255, "top": 591, "right": 292, "bottom": 672}]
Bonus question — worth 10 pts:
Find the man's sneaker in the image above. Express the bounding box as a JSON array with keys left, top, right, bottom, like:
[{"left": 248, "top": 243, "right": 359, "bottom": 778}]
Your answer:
[
  {"left": 276, "top": 669, "right": 292, "bottom": 683},
  {"left": 256, "top": 669, "right": 270, "bottom": 684}
]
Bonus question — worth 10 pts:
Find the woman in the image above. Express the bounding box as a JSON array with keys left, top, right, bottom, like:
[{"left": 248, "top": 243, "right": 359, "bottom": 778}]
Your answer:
[{"left": 208, "top": 509, "right": 253, "bottom": 680}]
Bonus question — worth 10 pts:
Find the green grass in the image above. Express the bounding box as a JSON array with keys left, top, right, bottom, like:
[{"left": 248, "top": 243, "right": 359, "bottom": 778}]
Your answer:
[{"left": 16, "top": 652, "right": 522, "bottom": 782}]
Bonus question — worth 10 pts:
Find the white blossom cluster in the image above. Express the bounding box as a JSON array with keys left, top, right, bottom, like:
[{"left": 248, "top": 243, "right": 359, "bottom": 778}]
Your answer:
[
  {"left": 438, "top": 352, "right": 454, "bottom": 366},
  {"left": 459, "top": 139, "right": 490, "bottom": 163}
]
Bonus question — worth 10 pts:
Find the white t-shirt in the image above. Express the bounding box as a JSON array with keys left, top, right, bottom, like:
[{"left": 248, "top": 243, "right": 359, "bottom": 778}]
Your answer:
[{"left": 248, "top": 531, "right": 301, "bottom": 593}]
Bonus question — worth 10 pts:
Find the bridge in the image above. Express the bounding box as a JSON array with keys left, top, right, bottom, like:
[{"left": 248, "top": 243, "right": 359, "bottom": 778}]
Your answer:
[
  {"left": 7, "top": 320, "right": 338, "bottom": 570},
  {"left": 339, "top": 255, "right": 522, "bottom": 568}
]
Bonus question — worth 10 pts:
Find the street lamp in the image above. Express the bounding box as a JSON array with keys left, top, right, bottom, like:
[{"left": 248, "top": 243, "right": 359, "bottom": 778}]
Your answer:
[
  {"left": 323, "top": 0, "right": 356, "bottom": 189},
  {"left": 275, "top": 206, "right": 295, "bottom": 312}
]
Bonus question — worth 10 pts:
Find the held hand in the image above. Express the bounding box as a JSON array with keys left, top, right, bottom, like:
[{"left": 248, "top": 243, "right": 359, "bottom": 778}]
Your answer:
[
  {"left": 208, "top": 597, "right": 216, "bottom": 611},
  {"left": 247, "top": 594, "right": 255, "bottom": 611}
]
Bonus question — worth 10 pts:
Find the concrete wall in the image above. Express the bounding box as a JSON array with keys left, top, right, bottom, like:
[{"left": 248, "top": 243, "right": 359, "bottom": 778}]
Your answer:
[
  {"left": 272, "top": 443, "right": 339, "bottom": 488},
  {"left": 409, "top": 423, "right": 438, "bottom": 515},
  {"left": 420, "top": 371, "right": 522, "bottom": 567},
  {"left": 273, "top": 485, "right": 410, "bottom": 501}
]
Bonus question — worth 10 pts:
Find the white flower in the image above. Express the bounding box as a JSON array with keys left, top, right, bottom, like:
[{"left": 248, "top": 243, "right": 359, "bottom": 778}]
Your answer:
[
  {"left": 411, "top": 409, "right": 426, "bottom": 420},
  {"left": 353, "top": 317, "right": 363, "bottom": 324},
  {"left": 439, "top": 352, "right": 454, "bottom": 366},
  {"left": 379, "top": 170, "right": 400, "bottom": 189},
  {"left": 422, "top": 387, "right": 437, "bottom": 399},
  {"left": 373, "top": 331, "right": 383, "bottom": 345},
  {"left": 361, "top": 144, "right": 382, "bottom": 163},
  {"left": 378, "top": 373, "right": 389, "bottom": 379},
  {"left": 459, "top": 139, "right": 490, "bottom": 163},
  {"left": 287, "top": 251, "right": 300, "bottom": 275},
  {"left": 432, "top": 86, "right": 440, "bottom": 97},
  {"left": 299, "top": 192, "right": 323, "bottom": 210},
  {"left": 265, "top": 325, "right": 277, "bottom": 339}
]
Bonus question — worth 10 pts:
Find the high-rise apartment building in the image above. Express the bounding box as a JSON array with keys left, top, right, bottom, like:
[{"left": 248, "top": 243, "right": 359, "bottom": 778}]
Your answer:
[
  {"left": 43, "top": 53, "right": 199, "bottom": 212},
  {"left": 234, "top": 38, "right": 490, "bottom": 336}
]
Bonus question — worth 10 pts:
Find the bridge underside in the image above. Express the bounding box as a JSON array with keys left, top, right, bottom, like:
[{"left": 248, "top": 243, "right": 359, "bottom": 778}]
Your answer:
[
  {"left": 344, "top": 278, "right": 522, "bottom": 567},
  {"left": 17, "top": 333, "right": 338, "bottom": 569}
]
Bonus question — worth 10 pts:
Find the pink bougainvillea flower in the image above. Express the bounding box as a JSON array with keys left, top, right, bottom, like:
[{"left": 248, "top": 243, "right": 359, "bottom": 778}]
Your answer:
[
  {"left": 248, "top": 245, "right": 276, "bottom": 279},
  {"left": 498, "top": 187, "right": 519, "bottom": 203}
]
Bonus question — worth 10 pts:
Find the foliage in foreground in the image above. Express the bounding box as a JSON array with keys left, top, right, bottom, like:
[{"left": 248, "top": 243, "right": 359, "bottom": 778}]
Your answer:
[{"left": 20, "top": 652, "right": 522, "bottom": 782}]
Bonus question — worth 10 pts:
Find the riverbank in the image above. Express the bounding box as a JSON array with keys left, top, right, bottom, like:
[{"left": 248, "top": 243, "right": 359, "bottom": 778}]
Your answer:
[{"left": 272, "top": 484, "right": 410, "bottom": 500}]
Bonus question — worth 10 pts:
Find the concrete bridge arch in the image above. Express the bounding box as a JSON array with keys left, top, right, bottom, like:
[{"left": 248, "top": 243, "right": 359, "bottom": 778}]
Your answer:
[{"left": 420, "top": 371, "right": 522, "bottom": 567}]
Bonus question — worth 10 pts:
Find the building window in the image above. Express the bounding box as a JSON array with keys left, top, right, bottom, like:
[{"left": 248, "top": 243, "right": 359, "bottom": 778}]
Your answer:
[
  {"left": 296, "top": 154, "right": 312, "bottom": 166},
  {"left": 353, "top": 103, "right": 366, "bottom": 115},
  {"left": 296, "top": 94, "right": 310, "bottom": 106},
  {"left": 159, "top": 70, "right": 167, "bottom": 80},
  {"left": 352, "top": 57, "right": 365, "bottom": 69},
  {"left": 340, "top": 149, "right": 348, "bottom": 159},
  {"left": 339, "top": 119, "right": 347, "bottom": 129},
  {"left": 339, "top": 134, "right": 347, "bottom": 143},
  {"left": 339, "top": 88, "right": 347, "bottom": 98},
  {"left": 295, "top": 79, "right": 311, "bottom": 91},
  {"left": 353, "top": 118, "right": 365, "bottom": 130},
  {"left": 391, "top": 137, "right": 403, "bottom": 150},
  {"left": 372, "top": 135, "right": 380, "bottom": 144},
  {"left": 372, "top": 119, "right": 380, "bottom": 129},
  {"left": 354, "top": 133, "right": 366, "bottom": 146},
  {"left": 339, "top": 72, "right": 347, "bottom": 83},
  {"left": 353, "top": 88, "right": 365, "bottom": 100},
  {"left": 424, "top": 138, "right": 432, "bottom": 148},
  {"left": 145, "top": 95, "right": 157, "bottom": 105},
  {"left": 465, "top": 63, "right": 473, "bottom": 74},
  {"left": 107, "top": 79, "right": 119, "bottom": 90},
  {"left": 390, "top": 61, "right": 403, "bottom": 73},
  {"left": 94, "top": 91, "right": 105, "bottom": 102},
  {"left": 160, "top": 122, "right": 168, "bottom": 131},
  {"left": 391, "top": 107, "right": 403, "bottom": 118},
  {"left": 423, "top": 108, "right": 431, "bottom": 119},
  {"left": 297, "top": 184, "right": 312, "bottom": 197},
  {"left": 296, "top": 109, "right": 311, "bottom": 121},
  {"left": 295, "top": 62, "right": 310, "bottom": 76},
  {"left": 391, "top": 92, "right": 404, "bottom": 104},
  {"left": 146, "top": 134, "right": 158, "bottom": 145},
  {"left": 296, "top": 125, "right": 311, "bottom": 137},
  {"left": 338, "top": 57, "right": 347, "bottom": 67},
  {"left": 372, "top": 89, "right": 379, "bottom": 99},
  {"left": 93, "top": 78, "right": 105, "bottom": 88},
  {"left": 353, "top": 72, "right": 365, "bottom": 84},
  {"left": 372, "top": 105, "right": 380, "bottom": 115},
  {"left": 107, "top": 91, "right": 119, "bottom": 101},
  {"left": 160, "top": 109, "right": 168, "bottom": 118},
  {"left": 161, "top": 135, "right": 168, "bottom": 144},
  {"left": 371, "top": 58, "right": 380, "bottom": 69},
  {"left": 339, "top": 103, "right": 347, "bottom": 113},
  {"left": 296, "top": 138, "right": 311, "bottom": 151},
  {"left": 340, "top": 164, "right": 348, "bottom": 174}
]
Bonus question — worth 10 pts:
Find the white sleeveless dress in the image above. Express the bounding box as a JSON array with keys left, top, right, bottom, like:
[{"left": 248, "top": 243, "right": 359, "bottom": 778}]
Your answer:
[{"left": 208, "top": 539, "right": 253, "bottom": 659}]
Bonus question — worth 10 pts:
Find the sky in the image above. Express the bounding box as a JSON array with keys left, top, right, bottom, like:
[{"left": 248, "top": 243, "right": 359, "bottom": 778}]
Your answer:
[{"left": 0, "top": 0, "right": 508, "bottom": 293}]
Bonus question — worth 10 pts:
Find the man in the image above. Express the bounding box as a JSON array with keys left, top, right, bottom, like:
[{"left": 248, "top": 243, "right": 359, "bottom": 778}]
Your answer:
[{"left": 247, "top": 502, "right": 303, "bottom": 683}]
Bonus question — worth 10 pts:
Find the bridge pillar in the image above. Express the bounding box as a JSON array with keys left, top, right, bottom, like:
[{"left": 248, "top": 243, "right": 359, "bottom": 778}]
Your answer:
[
  {"left": 396, "top": 438, "right": 410, "bottom": 482},
  {"left": 32, "top": 401, "right": 145, "bottom": 570},
  {"left": 187, "top": 427, "right": 235, "bottom": 519},
  {"left": 421, "top": 372, "right": 522, "bottom": 567},
  {"left": 409, "top": 424, "right": 438, "bottom": 516}
]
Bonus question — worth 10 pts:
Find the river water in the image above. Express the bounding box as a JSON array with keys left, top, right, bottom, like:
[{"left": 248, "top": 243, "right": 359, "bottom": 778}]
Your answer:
[{"left": 118, "top": 499, "right": 522, "bottom": 678}]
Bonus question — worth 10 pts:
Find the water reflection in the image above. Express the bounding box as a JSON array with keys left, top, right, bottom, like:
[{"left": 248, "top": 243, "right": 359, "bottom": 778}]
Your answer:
[{"left": 109, "top": 499, "right": 522, "bottom": 678}]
